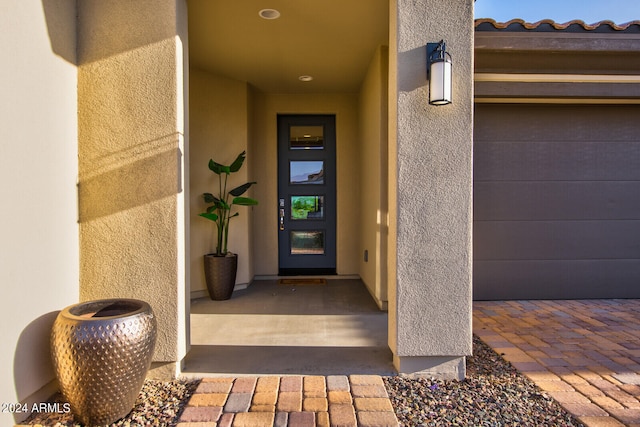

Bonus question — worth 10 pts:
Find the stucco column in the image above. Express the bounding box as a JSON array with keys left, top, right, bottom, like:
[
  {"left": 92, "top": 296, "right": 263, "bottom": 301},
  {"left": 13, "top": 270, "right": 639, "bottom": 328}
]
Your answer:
[
  {"left": 77, "top": 0, "right": 189, "bottom": 378},
  {"left": 388, "top": 0, "right": 474, "bottom": 379}
]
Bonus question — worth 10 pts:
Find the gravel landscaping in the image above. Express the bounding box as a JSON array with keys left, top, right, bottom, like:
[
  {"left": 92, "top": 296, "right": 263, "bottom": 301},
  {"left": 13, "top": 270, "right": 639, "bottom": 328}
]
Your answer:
[
  {"left": 384, "top": 335, "right": 584, "bottom": 427},
  {"left": 22, "top": 379, "right": 199, "bottom": 427},
  {"left": 25, "top": 335, "right": 583, "bottom": 426}
]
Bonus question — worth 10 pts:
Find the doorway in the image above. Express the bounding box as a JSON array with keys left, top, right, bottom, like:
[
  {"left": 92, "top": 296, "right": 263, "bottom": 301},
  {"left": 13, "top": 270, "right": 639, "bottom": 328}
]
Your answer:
[{"left": 277, "top": 115, "right": 337, "bottom": 275}]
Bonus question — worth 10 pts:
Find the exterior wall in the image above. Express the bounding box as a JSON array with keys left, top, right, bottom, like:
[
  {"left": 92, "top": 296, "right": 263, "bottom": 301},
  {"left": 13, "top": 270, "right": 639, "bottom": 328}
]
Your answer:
[
  {"left": 190, "top": 69, "right": 254, "bottom": 297},
  {"left": 0, "top": 1, "right": 79, "bottom": 423},
  {"left": 475, "top": 104, "right": 640, "bottom": 299},
  {"left": 251, "top": 93, "right": 360, "bottom": 276},
  {"left": 388, "top": 0, "right": 474, "bottom": 379},
  {"left": 77, "top": 0, "right": 189, "bottom": 377},
  {"left": 358, "top": 46, "right": 390, "bottom": 309}
]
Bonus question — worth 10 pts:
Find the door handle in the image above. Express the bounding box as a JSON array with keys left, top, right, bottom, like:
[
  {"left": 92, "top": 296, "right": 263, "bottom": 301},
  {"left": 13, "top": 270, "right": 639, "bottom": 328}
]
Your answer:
[{"left": 279, "top": 198, "right": 285, "bottom": 231}]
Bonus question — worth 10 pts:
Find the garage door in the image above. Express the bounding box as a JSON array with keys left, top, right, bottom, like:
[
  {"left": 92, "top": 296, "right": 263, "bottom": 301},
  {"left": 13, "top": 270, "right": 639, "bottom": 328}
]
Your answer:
[{"left": 474, "top": 104, "right": 640, "bottom": 300}]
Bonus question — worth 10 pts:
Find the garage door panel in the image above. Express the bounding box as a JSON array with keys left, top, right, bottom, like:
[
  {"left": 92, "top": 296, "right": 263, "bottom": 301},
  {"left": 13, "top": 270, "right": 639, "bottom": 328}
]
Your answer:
[
  {"left": 474, "top": 141, "right": 640, "bottom": 181},
  {"left": 474, "top": 181, "right": 640, "bottom": 221},
  {"left": 474, "top": 104, "right": 640, "bottom": 143},
  {"left": 474, "top": 259, "right": 640, "bottom": 300},
  {"left": 474, "top": 220, "right": 640, "bottom": 260},
  {"left": 474, "top": 104, "right": 640, "bottom": 300}
]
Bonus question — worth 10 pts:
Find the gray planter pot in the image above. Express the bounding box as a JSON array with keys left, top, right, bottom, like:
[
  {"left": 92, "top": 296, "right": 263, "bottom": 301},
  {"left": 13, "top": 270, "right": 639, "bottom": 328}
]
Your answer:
[
  {"left": 204, "top": 253, "right": 237, "bottom": 300},
  {"left": 50, "top": 299, "right": 157, "bottom": 426}
]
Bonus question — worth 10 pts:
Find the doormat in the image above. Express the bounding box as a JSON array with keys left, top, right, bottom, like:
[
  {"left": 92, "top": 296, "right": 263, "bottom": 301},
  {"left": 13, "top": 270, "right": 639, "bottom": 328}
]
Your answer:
[{"left": 278, "top": 278, "right": 327, "bottom": 286}]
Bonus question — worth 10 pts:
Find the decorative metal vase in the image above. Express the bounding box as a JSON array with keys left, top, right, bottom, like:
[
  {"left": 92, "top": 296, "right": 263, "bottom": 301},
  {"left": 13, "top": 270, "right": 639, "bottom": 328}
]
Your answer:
[
  {"left": 50, "top": 299, "right": 157, "bottom": 426},
  {"left": 204, "top": 253, "right": 237, "bottom": 300}
]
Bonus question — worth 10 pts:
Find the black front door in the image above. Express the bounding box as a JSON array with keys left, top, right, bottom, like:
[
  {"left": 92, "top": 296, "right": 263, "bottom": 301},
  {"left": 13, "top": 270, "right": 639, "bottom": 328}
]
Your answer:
[{"left": 277, "top": 115, "right": 336, "bottom": 275}]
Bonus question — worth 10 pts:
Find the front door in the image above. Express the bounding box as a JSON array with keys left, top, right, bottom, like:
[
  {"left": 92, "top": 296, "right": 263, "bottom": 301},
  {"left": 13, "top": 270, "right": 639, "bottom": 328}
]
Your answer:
[{"left": 277, "top": 115, "right": 336, "bottom": 275}]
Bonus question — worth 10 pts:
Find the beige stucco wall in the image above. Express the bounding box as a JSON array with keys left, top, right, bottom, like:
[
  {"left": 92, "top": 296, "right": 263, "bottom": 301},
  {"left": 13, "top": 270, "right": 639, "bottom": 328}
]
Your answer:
[
  {"left": 251, "top": 93, "right": 360, "bottom": 276},
  {"left": 190, "top": 69, "right": 254, "bottom": 296},
  {"left": 77, "top": 0, "right": 189, "bottom": 376},
  {"left": 388, "top": 0, "right": 474, "bottom": 379},
  {"left": 0, "top": 1, "right": 79, "bottom": 423},
  {"left": 358, "top": 46, "right": 390, "bottom": 309}
]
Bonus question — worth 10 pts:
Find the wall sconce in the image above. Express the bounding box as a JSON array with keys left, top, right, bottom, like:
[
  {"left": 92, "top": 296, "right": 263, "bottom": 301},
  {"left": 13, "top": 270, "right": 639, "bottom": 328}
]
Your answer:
[{"left": 427, "top": 40, "right": 452, "bottom": 105}]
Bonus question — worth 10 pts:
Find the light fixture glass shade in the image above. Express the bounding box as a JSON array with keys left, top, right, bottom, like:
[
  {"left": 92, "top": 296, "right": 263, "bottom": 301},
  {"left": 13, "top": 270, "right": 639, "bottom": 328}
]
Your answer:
[{"left": 429, "top": 58, "right": 452, "bottom": 105}]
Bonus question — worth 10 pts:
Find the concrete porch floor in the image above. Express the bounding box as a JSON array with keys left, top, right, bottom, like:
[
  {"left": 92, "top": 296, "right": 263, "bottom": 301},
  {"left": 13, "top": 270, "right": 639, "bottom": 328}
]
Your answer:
[{"left": 182, "top": 279, "right": 395, "bottom": 376}]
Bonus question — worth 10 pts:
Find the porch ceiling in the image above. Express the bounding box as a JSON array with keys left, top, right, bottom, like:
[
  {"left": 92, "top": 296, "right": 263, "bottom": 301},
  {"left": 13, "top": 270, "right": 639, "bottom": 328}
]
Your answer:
[{"left": 187, "top": 0, "right": 389, "bottom": 93}]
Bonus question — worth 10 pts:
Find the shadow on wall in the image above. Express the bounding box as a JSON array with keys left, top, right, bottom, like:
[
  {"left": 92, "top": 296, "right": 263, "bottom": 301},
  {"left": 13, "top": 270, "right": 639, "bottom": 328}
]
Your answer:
[
  {"left": 78, "top": 145, "right": 183, "bottom": 222},
  {"left": 398, "top": 46, "right": 427, "bottom": 93},
  {"left": 13, "top": 312, "right": 60, "bottom": 422},
  {"left": 41, "top": 0, "right": 78, "bottom": 65},
  {"left": 44, "top": 0, "right": 183, "bottom": 66}
]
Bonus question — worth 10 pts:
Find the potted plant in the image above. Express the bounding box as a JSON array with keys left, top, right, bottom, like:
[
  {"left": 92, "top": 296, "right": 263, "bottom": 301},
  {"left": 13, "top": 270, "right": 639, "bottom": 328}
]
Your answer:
[{"left": 199, "top": 150, "right": 257, "bottom": 300}]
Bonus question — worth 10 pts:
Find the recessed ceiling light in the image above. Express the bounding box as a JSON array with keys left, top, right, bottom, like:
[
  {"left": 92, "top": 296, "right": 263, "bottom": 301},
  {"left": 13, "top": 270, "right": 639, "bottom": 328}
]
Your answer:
[
  {"left": 259, "top": 9, "right": 280, "bottom": 20},
  {"left": 298, "top": 75, "right": 313, "bottom": 82}
]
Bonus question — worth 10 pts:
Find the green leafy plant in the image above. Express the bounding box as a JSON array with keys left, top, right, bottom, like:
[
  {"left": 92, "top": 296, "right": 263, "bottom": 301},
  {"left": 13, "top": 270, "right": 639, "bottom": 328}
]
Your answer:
[{"left": 199, "top": 151, "right": 258, "bottom": 256}]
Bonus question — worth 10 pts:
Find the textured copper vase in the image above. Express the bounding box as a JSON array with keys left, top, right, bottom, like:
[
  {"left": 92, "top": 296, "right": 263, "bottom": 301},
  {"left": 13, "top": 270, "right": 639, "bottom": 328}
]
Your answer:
[
  {"left": 204, "top": 253, "right": 237, "bottom": 300},
  {"left": 50, "top": 299, "right": 157, "bottom": 426}
]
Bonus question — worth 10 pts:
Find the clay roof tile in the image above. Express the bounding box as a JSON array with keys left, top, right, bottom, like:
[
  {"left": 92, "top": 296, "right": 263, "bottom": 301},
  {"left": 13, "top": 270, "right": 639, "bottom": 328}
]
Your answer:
[{"left": 475, "top": 18, "right": 640, "bottom": 32}]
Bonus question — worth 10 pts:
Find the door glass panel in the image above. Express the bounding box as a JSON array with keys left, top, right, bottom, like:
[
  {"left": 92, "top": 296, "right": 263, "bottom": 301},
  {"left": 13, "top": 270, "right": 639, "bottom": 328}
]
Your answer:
[
  {"left": 290, "top": 125, "right": 324, "bottom": 150},
  {"left": 291, "top": 231, "right": 325, "bottom": 255},
  {"left": 290, "top": 161, "right": 324, "bottom": 184},
  {"left": 291, "top": 196, "right": 324, "bottom": 220}
]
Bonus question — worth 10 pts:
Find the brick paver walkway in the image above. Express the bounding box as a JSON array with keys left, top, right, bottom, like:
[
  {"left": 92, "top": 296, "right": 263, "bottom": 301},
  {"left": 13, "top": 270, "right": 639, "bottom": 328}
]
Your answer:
[
  {"left": 176, "top": 375, "right": 399, "bottom": 427},
  {"left": 474, "top": 300, "right": 640, "bottom": 427}
]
